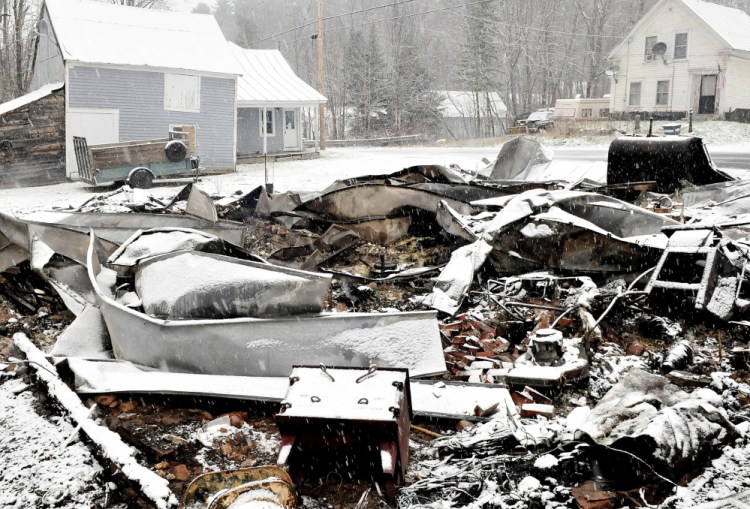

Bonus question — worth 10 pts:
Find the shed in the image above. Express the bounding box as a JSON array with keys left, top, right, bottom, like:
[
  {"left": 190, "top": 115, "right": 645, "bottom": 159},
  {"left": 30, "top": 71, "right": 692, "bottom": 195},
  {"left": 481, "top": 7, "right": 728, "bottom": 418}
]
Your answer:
[
  {"left": 30, "top": 0, "right": 240, "bottom": 178},
  {"left": 0, "top": 83, "right": 66, "bottom": 189},
  {"left": 436, "top": 91, "right": 507, "bottom": 139},
  {"left": 231, "top": 44, "right": 327, "bottom": 158}
]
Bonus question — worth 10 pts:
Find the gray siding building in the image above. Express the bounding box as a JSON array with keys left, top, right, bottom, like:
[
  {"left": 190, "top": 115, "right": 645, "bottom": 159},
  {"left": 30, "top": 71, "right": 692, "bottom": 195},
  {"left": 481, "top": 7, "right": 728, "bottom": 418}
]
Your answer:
[
  {"left": 231, "top": 44, "right": 326, "bottom": 158},
  {"left": 30, "top": 0, "right": 240, "bottom": 177}
]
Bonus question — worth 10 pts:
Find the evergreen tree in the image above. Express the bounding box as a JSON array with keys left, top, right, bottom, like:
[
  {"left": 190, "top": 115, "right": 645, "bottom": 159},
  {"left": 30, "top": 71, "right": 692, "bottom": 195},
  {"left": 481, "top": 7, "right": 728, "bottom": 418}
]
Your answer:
[
  {"left": 387, "top": 28, "right": 442, "bottom": 136},
  {"left": 344, "top": 29, "right": 388, "bottom": 137}
]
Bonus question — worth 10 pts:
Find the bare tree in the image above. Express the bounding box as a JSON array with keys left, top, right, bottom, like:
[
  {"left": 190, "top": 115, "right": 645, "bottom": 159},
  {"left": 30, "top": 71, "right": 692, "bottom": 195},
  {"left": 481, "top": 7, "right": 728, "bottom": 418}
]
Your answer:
[{"left": 0, "top": 0, "right": 34, "bottom": 101}]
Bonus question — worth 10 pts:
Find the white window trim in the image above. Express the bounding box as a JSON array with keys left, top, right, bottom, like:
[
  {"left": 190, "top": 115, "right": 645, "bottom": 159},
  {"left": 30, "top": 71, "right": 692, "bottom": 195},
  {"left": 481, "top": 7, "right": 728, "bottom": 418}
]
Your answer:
[
  {"left": 164, "top": 73, "right": 201, "bottom": 113},
  {"left": 259, "top": 108, "right": 277, "bottom": 137}
]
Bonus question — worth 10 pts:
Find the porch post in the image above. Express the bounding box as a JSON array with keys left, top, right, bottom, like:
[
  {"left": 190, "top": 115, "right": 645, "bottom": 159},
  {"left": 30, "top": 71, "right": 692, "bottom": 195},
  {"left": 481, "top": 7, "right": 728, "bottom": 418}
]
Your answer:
[{"left": 262, "top": 106, "right": 268, "bottom": 155}]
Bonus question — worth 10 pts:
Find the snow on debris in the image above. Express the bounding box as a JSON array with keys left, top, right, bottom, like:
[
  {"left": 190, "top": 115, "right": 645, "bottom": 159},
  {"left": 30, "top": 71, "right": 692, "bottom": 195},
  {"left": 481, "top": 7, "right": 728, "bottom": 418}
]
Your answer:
[{"left": 0, "top": 377, "right": 105, "bottom": 508}]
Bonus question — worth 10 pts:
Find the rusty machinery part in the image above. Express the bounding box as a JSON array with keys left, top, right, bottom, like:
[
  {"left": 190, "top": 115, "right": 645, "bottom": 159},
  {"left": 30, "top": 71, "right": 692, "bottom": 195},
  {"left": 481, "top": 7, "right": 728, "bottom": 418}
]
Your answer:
[
  {"left": 126, "top": 167, "right": 154, "bottom": 189},
  {"left": 165, "top": 139, "right": 187, "bottom": 162},
  {"left": 183, "top": 466, "right": 295, "bottom": 508},
  {"left": 206, "top": 479, "right": 296, "bottom": 509}
]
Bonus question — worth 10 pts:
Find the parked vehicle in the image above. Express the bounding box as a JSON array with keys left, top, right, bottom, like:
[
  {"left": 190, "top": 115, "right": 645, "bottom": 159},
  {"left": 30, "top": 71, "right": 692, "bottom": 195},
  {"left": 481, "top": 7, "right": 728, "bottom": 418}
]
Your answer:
[{"left": 524, "top": 110, "right": 555, "bottom": 132}]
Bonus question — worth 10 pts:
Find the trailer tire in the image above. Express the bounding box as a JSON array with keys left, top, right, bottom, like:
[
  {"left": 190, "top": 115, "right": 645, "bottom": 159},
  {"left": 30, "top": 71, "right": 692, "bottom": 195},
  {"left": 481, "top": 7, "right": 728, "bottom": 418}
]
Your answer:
[
  {"left": 127, "top": 167, "right": 154, "bottom": 189},
  {"left": 165, "top": 140, "right": 187, "bottom": 162}
]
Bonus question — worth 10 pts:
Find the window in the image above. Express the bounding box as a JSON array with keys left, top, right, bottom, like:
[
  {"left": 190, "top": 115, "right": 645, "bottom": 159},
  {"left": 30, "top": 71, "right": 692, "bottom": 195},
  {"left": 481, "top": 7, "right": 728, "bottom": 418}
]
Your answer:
[
  {"left": 674, "top": 33, "right": 688, "bottom": 59},
  {"left": 656, "top": 80, "right": 670, "bottom": 106},
  {"left": 629, "top": 82, "right": 642, "bottom": 106},
  {"left": 581, "top": 108, "right": 592, "bottom": 117},
  {"left": 599, "top": 108, "right": 610, "bottom": 117},
  {"left": 645, "top": 36, "right": 657, "bottom": 61},
  {"left": 259, "top": 109, "right": 275, "bottom": 136},
  {"left": 164, "top": 74, "right": 200, "bottom": 112}
]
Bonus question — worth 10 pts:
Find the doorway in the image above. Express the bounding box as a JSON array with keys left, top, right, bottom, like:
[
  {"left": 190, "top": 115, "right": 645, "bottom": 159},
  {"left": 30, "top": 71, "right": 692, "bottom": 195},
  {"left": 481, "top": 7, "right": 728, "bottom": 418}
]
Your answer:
[
  {"left": 283, "top": 109, "right": 300, "bottom": 151},
  {"left": 699, "top": 75, "right": 717, "bottom": 114}
]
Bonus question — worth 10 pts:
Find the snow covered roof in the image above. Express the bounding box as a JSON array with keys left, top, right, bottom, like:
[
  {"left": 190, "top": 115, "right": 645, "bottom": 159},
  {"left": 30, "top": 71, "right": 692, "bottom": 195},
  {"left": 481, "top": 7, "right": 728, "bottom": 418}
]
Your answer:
[
  {"left": 42, "top": 0, "right": 240, "bottom": 76},
  {"left": 681, "top": 0, "right": 750, "bottom": 52},
  {"left": 0, "top": 82, "right": 63, "bottom": 117},
  {"left": 609, "top": 0, "right": 750, "bottom": 58},
  {"left": 437, "top": 91, "right": 507, "bottom": 118},
  {"left": 231, "top": 44, "right": 326, "bottom": 107}
]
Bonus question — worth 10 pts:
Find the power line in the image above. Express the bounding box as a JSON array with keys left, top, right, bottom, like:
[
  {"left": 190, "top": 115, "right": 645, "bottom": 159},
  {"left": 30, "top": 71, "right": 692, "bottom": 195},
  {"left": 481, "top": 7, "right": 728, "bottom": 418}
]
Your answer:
[
  {"left": 250, "top": 0, "right": 420, "bottom": 45},
  {"left": 283, "top": 0, "right": 496, "bottom": 44}
]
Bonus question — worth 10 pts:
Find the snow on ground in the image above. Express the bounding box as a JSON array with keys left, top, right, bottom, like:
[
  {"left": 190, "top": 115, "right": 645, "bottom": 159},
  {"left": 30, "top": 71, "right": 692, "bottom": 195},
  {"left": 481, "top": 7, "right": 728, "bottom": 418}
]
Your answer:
[
  {"left": 0, "top": 376, "right": 106, "bottom": 508},
  {"left": 1, "top": 118, "right": 749, "bottom": 213}
]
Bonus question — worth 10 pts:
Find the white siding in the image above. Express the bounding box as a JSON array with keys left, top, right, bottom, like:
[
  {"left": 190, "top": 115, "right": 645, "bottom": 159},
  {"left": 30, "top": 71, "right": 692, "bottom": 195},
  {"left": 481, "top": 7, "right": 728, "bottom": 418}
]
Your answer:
[
  {"left": 609, "top": 0, "right": 729, "bottom": 114},
  {"left": 724, "top": 56, "right": 750, "bottom": 111}
]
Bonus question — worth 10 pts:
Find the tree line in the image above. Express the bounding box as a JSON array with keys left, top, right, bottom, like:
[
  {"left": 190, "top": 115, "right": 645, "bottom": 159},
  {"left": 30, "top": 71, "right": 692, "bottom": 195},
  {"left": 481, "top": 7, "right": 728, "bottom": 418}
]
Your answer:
[{"left": 4, "top": 0, "right": 750, "bottom": 139}]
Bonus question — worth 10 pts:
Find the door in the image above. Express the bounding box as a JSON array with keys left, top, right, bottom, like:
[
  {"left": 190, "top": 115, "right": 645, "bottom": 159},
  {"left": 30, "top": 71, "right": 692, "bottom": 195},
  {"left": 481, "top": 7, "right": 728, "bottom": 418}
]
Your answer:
[
  {"left": 699, "top": 75, "right": 717, "bottom": 114},
  {"left": 67, "top": 108, "right": 119, "bottom": 177},
  {"left": 283, "top": 109, "right": 299, "bottom": 151}
]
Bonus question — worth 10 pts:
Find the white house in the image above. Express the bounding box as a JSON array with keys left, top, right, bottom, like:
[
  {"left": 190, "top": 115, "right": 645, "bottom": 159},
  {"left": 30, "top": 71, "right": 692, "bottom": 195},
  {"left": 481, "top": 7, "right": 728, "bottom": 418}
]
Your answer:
[
  {"left": 30, "top": 0, "right": 241, "bottom": 176},
  {"left": 607, "top": 0, "right": 750, "bottom": 118},
  {"left": 230, "top": 44, "right": 326, "bottom": 158},
  {"left": 436, "top": 91, "right": 507, "bottom": 139}
]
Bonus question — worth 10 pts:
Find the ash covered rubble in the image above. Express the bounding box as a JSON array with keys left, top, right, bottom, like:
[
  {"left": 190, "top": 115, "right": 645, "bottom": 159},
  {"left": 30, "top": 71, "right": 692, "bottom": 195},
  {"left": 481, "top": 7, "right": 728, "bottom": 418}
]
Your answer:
[{"left": 1, "top": 137, "right": 750, "bottom": 508}]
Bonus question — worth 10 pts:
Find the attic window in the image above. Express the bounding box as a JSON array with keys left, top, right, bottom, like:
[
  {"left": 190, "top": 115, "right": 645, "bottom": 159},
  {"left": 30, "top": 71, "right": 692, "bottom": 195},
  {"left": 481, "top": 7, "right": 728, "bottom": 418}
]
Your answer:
[
  {"left": 674, "top": 33, "right": 688, "bottom": 59},
  {"left": 164, "top": 74, "right": 201, "bottom": 113}
]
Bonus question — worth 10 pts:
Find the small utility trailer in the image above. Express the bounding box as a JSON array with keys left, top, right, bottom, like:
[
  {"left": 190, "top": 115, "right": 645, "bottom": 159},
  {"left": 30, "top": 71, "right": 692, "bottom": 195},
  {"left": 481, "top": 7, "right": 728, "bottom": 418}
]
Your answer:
[{"left": 73, "top": 127, "right": 199, "bottom": 188}]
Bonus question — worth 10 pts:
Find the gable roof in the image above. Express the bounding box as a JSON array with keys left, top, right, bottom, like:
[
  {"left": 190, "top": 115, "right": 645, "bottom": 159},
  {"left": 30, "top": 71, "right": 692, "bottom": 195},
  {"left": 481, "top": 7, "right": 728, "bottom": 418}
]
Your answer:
[
  {"left": 681, "top": 0, "right": 750, "bottom": 51},
  {"left": 43, "top": 0, "right": 240, "bottom": 76},
  {"left": 0, "top": 82, "right": 63, "bottom": 117},
  {"left": 437, "top": 91, "right": 507, "bottom": 118},
  {"left": 231, "top": 44, "right": 326, "bottom": 106},
  {"left": 609, "top": 0, "right": 750, "bottom": 59}
]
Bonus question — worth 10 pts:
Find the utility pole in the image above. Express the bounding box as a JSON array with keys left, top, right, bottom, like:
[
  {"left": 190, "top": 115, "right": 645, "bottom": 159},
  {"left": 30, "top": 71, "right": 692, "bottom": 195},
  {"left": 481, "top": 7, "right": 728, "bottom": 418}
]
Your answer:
[{"left": 317, "top": 0, "right": 325, "bottom": 149}]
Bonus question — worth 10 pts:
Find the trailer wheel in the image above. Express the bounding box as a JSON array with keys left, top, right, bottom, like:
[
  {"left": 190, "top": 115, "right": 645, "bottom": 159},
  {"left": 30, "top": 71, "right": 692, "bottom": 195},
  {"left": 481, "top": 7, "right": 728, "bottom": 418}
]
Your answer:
[
  {"left": 165, "top": 140, "right": 187, "bottom": 162},
  {"left": 127, "top": 167, "right": 154, "bottom": 189}
]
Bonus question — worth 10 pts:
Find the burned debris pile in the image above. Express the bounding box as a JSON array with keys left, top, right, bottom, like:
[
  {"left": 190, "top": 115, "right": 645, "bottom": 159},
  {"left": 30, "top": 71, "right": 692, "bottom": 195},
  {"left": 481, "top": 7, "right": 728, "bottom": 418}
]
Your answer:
[{"left": 2, "top": 136, "right": 750, "bottom": 508}]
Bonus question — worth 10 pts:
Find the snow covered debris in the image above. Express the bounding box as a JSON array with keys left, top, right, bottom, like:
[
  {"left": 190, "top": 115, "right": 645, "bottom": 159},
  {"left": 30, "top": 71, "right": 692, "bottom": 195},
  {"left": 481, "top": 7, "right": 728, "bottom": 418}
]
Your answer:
[
  {"left": 13, "top": 333, "right": 178, "bottom": 508},
  {"left": 0, "top": 377, "right": 104, "bottom": 508},
  {"left": 574, "top": 369, "right": 736, "bottom": 474}
]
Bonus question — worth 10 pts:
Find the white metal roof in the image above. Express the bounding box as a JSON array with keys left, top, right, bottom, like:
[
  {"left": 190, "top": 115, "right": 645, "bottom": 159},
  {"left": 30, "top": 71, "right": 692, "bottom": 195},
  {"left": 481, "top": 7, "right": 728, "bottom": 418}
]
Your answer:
[
  {"left": 437, "top": 91, "right": 507, "bottom": 118},
  {"left": 0, "top": 82, "right": 63, "bottom": 117},
  {"left": 231, "top": 44, "right": 326, "bottom": 107},
  {"left": 681, "top": 0, "right": 750, "bottom": 52},
  {"left": 43, "top": 0, "right": 240, "bottom": 76}
]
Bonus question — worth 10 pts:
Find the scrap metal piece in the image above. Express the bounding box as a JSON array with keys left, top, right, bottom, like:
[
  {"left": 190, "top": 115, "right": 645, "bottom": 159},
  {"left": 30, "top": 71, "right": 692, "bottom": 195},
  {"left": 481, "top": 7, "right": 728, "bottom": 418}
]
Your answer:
[
  {"left": 478, "top": 136, "right": 553, "bottom": 181},
  {"left": 607, "top": 136, "right": 734, "bottom": 195},
  {"left": 206, "top": 479, "right": 296, "bottom": 509},
  {"left": 66, "top": 360, "right": 509, "bottom": 421},
  {"left": 134, "top": 251, "right": 331, "bottom": 319},
  {"left": 506, "top": 335, "right": 589, "bottom": 390},
  {"left": 186, "top": 185, "right": 218, "bottom": 223},
  {"left": 22, "top": 210, "right": 246, "bottom": 246},
  {"left": 183, "top": 466, "right": 295, "bottom": 509},
  {"left": 87, "top": 233, "right": 447, "bottom": 377},
  {"left": 424, "top": 190, "right": 676, "bottom": 314},
  {"left": 275, "top": 366, "right": 411, "bottom": 498},
  {"left": 49, "top": 305, "right": 112, "bottom": 359}
]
